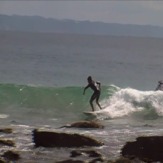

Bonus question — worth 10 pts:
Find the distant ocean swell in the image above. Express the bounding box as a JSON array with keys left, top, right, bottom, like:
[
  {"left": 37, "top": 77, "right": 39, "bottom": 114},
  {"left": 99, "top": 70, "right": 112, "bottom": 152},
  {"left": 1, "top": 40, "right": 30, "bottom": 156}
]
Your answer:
[{"left": 0, "top": 83, "right": 162, "bottom": 120}]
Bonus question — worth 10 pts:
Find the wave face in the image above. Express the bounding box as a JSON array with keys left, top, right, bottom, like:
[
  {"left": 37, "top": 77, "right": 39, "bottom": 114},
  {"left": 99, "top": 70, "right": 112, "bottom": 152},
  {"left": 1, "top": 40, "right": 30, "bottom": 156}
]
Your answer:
[
  {"left": 0, "top": 84, "right": 83, "bottom": 110},
  {"left": 0, "top": 83, "right": 162, "bottom": 120}
]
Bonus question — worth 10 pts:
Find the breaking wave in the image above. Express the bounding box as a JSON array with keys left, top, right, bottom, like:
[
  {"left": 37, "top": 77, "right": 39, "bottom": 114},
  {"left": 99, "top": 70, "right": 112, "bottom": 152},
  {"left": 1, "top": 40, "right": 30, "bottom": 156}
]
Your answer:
[{"left": 0, "top": 83, "right": 162, "bottom": 120}]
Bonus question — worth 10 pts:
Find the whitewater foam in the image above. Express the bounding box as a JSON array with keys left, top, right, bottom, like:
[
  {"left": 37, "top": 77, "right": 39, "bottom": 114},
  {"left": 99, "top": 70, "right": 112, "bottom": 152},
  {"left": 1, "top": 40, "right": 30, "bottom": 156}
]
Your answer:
[
  {"left": 98, "top": 88, "right": 163, "bottom": 119},
  {"left": 0, "top": 114, "right": 9, "bottom": 119}
]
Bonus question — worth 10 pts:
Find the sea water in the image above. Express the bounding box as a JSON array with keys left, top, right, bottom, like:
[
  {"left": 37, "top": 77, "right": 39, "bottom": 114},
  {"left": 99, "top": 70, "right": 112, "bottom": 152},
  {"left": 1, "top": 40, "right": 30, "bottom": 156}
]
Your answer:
[{"left": 0, "top": 31, "right": 163, "bottom": 162}]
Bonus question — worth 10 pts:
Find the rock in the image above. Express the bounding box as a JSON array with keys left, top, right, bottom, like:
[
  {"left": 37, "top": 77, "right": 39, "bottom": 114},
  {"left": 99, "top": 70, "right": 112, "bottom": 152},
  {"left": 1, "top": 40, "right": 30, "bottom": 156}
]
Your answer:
[
  {"left": 121, "top": 136, "right": 163, "bottom": 162},
  {"left": 56, "top": 160, "right": 85, "bottom": 163},
  {"left": 113, "top": 157, "right": 132, "bottom": 163},
  {"left": 0, "top": 158, "right": 5, "bottom": 163},
  {"left": 0, "top": 139, "right": 15, "bottom": 147},
  {"left": 70, "top": 150, "right": 105, "bottom": 163},
  {"left": 89, "top": 157, "right": 105, "bottom": 163},
  {"left": 2, "top": 150, "right": 20, "bottom": 161},
  {"left": 33, "top": 129, "right": 104, "bottom": 147},
  {"left": 0, "top": 128, "right": 12, "bottom": 134},
  {"left": 59, "top": 121, "right": 104, "bottom": 129}
]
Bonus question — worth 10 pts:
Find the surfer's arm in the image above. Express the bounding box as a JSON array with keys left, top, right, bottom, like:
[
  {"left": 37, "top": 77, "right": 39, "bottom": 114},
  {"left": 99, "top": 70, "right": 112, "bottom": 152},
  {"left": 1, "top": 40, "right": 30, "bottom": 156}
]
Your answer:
[{"left": 83, "top": 85, "right": 90, "bottom": 95}]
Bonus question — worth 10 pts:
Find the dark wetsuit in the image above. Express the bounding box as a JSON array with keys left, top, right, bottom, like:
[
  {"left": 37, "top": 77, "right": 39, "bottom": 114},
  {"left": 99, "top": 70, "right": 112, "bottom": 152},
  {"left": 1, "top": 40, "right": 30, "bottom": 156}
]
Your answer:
[
  {"left": 88, "top": 81, "right": 101, "bottom": 102},
  {"left": 84, "top": 81, "right": 102, "bottom": 111}
]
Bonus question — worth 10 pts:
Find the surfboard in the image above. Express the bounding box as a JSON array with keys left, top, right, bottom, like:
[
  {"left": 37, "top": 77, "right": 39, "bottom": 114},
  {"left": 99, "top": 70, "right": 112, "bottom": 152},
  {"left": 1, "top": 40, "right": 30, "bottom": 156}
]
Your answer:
[{"left": 83, "top": 111, "right": 97, "bottom": 117}]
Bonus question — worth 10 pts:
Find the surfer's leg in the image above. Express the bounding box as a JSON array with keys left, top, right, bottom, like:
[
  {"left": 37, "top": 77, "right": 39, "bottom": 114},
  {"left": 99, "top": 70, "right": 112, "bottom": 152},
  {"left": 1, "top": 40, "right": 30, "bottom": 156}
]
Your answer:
[
  {"left": 96, "top": 92, "right": 102, "bottom": 110},
  {"left": 96, "top": 102, "right": 102, "bottom": 110},
  {"left": 90, "top": 102, "right": 94, "bottom": 112},
  {"left": 90, "top": 93, "right": 96, "bottom": 111}
]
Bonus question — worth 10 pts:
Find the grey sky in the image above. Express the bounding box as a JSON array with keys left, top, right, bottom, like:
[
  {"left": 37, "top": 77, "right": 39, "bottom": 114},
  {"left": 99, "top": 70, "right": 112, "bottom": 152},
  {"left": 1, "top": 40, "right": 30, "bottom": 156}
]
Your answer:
[{"left": 1, "top": 1, "right": 163, "bottom": 26}]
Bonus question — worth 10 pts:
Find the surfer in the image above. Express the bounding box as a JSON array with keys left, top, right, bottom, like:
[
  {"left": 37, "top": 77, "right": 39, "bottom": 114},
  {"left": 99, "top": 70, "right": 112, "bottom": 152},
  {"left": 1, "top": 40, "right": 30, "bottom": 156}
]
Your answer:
[
  {"left": 83, "top": 76, "right": 102, "bottom": 111},
  {"left": 155, "top": 80, "right": 163, "bottom": 91}
]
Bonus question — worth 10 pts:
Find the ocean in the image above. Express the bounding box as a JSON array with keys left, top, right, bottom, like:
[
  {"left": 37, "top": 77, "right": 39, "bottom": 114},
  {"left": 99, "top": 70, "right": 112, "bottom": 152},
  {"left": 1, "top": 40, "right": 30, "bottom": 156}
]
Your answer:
[{"left": 0, "top": 30, "right": 163, "bottom": 162}]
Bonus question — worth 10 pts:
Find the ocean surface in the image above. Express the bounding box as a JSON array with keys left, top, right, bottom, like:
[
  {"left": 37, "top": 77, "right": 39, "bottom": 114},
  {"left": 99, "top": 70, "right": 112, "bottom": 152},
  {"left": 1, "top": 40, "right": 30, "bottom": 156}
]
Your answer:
[{"left": 0, "top": 31, "right": 163, "bottom": 162}]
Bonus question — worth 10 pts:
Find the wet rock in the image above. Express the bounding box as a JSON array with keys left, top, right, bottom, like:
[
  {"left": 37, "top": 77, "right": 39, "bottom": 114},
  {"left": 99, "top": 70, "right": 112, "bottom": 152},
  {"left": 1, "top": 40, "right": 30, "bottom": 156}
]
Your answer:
[
  {"left": 2, "top": 150, "right": 20, "bottom": 161},
  {"left": 89, "top": 157, "right": 105, "bottom": 163},
  {"left": 121, "top": 136, "right": 163, "bottom": 162},
  {"left": 56, "top": 160, "right": 85, "bottom": 163},
  {"left": 143, "top": 124, "right": 153, "bottom": 127},
  {"left": 0, "top": 158, "right": 5, "bottom": 163},
  {"left": 70, "top": 150, "right": 105, "bottom": 163},
  {"left": 0, "top": 128, "right": 12, "bottom": 134},
  {"left": 0, "top": 139, "right": 15, "bottom": 147},
  {"left": 59, "top": 121, "right": 104, "bottom": 129},
  {"left": 114, "top": 157, "right": 132, "bottom": 163},
  {"left": 33, "top": 129, "right": 104, "bottom": 147}
]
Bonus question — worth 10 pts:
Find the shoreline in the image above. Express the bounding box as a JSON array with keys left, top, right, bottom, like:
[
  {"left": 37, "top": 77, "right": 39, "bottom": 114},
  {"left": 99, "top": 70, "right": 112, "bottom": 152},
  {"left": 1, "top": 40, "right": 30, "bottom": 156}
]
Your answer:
[{"left": 0, "top": 121, "right": 162, "bottom": 163}]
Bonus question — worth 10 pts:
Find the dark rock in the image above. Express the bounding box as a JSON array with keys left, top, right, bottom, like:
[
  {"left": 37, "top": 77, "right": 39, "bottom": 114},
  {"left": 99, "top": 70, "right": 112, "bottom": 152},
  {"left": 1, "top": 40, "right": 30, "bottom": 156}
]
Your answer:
[
  {"left": 143, "top": 124, "right": 153, "bottom": 127},
  {"left": 121, "top": 136, "right": 163, "bottom": 162},
  {"left": 33, "top": 129, "right": 104, "bottom": 147},
  {"left": 59, "top": 121, "right": 104, "bottom": 129},
  {"left": 70, "top": 151, "right": 82, "bottom": 157},
  {"left": 2, "top": 150, "right": 20, "bottom": 161},
  {"left": 56, "top": 159, "right": 85, "bottom": 163},
  {"left": 0, "top": 158, "right": 5, "bottom": 163},
  {"left": 114, "top": 157, "right": 132, "bottom": 163},
  {"left": 0, "top": 139, "right": 15, "bottom": 147},
  {"left": 0, "top": 128, "right": 12, "bottom": 134},
  {"left": 86, "top": 150, "right": 102, "bottom": 158},
  {"left": 89, "top": 158, "right": 105, "bottom": 163}
]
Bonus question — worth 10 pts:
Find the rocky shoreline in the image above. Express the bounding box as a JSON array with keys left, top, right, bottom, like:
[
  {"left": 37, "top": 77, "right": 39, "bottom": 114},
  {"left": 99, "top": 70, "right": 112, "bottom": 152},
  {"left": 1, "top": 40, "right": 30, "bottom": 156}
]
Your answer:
[{"left": 0, "top": 121, "right": 162, "bottom": 162}]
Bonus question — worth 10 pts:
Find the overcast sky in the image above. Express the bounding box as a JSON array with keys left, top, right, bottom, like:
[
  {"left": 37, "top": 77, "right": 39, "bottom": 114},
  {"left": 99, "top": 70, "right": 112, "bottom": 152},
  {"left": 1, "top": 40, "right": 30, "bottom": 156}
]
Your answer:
[{"left": 1, "top": 1, "right": 163, "bottom": 27}]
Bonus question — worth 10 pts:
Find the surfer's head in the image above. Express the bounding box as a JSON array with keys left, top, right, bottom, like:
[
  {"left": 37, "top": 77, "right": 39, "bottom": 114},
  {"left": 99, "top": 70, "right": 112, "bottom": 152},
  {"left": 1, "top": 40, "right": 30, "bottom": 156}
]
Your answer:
[
  {"left": 158, "top": 80, "right": 163, "bottom": 84},
  {"left": 87, "top": 76, "right": 92, "bottom": 83}
]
